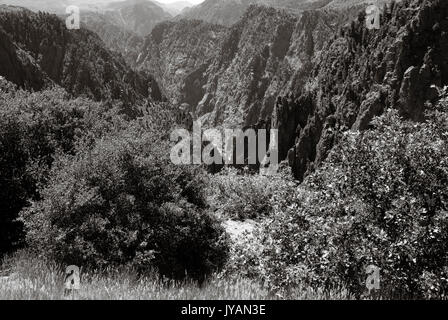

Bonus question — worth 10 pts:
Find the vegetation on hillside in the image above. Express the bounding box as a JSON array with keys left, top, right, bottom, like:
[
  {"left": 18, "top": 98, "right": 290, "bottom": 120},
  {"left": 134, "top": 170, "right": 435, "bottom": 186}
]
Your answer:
[
  {"left": 0, "top": 78, "right": 228, "bottom": 282},
  {"left": 1, "top": 0, "right": 448, "bottom": 300},
  {"left": 227, "top": 99, "right": 448, "bottom": 299}
]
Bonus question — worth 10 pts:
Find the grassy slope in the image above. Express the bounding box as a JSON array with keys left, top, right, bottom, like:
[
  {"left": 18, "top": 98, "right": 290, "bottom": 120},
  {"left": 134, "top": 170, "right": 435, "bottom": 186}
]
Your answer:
[{"left": 0, "top": 250, "right": 352, "bottom": 300}]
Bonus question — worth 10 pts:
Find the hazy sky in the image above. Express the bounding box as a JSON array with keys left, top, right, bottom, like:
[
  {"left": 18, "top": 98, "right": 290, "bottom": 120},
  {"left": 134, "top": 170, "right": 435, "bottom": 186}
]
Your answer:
[
  {"left": 158, "top": 0, "right": 204, "bottom": 3},
  {"left": 0, "top": 0, "right": 207, "bottom": 5},
  {"left": 0, "top": 0, "right": 208, "bottom": 13}
]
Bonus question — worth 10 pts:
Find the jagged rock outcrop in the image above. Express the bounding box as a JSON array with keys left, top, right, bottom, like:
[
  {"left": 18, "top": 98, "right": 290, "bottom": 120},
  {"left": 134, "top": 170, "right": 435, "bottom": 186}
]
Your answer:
[
  {"left": 133, "top": 3, "right": 373, "bottom": 124},
  {"left": 195, "top": 5, "right": 352, "bottom": 128},
  {"left": 277, "top": 0, "right": 448, "bottom": 180},
  {"left": 136, "top": 19, "right": 227, "bottom": 105},
  {"left": 133, "top": 4, "right": 368, "bottom": 172},
  {"left": 0, "top": 6, "right": 163, "bottom": 104}
]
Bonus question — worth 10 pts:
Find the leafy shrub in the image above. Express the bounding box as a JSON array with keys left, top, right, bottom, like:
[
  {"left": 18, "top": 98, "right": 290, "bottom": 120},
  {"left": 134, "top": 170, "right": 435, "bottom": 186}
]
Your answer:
[
  {"left": 21, "top": 128, "right": 229, "bottom": 281},
  {"left": 256, "top": 105, "right": 448, "bottom": 298},
  {"left": 209, "top": 167, "right": 296, "bottom": 220},
  {"left": 0, "top": 79, "right": 125, "bottom": 257},
  {"left": 224, "top": 102, "right": 448, "bottom": 298}
]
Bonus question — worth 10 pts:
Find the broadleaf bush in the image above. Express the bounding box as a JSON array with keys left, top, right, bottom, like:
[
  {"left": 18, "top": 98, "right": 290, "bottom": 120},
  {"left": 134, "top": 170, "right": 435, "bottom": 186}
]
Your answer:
[
  {"left": 0, "top": 79, "right": 125, "bottom": 257},
  {"left": 21, "top": 128, "right": 229, "bottom": 281},
  {"left": 229, "top": 102, "right": 448, "bottom": 299},
  {"left": 210, "top": 167, "right": 296, "bottom": 220}
]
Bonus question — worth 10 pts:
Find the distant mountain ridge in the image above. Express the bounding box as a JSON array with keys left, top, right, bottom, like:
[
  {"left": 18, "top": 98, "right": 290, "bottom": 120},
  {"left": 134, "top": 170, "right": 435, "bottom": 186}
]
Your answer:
[
  {"left": 79, "top": 0, "right": 181, "bottom": 69},
  {"left": 179, "top": 0, "right": 393, "bottom": 26},
  {"left": 155, "top": 0, "right": 194, "bottom": 15},
  {"left": 94, "top": 0, "right": 173, "bottom": 37},
  {"left": 80, "top": 11, "right": 145, "bottom": 68},
  {"left": 179, "top": 0, "right": 329, "bottom": 26},
  {"left": 0, "top": 0, "right": 175, "bottom": 37}
]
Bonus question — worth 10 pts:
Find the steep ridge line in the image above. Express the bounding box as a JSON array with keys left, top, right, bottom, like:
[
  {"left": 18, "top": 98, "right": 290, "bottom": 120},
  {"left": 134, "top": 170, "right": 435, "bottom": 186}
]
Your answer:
[{"left": 276, "top": 0, "right": 448, "bottom": 180}]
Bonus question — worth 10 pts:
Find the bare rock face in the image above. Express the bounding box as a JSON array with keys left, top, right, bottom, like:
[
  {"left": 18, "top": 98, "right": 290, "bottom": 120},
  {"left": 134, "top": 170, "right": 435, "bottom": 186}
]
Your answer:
[
  {"left": 196, "top": 6, "right": 299, "bottom": 127},
  {"left": 282, "top": 0, "right": 448, "bottom": 180},
  {"left": 135, "top": 4, "right": 354, "bottom": 129},
  {"left": 353, "top": 88, "right": 387, "bottom": 130},
  {"left": 132, "top": 3, "right": 379, "bottom": 174},
  {"left": 136, "top": 20, "right": 227, "bottom": 107},
  {"left": 194, "top": 6, "right": 352, "bottom": 129},
  {"left": 399, "top": 65, "right": 431, "bottom": 121}
]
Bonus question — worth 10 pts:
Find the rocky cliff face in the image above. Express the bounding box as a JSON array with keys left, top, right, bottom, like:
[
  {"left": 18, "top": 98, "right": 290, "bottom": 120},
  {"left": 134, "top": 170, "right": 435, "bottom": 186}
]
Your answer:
[
  {"left": 101, "top": 0, "right": 173, "bottom": 37},
  {"left": 81, "top": 12, "right": 145, "bottom": 68},
  {"left": 136, "top": 19, "right": 227, "bottom": 106},
  {"left": 134, "top": 4, "right": 360, "bottom": 126},
  {"left": 195, "top": 5, "right": 353, "bottom": 128},
  {"left": 149, "top": 0, "right": 445, "bottom": 181},
  {"left": 0, "top": 6, "right": 162, "bottom": 104},
  {"left": 276, "top": 0, "right": 448, "bottom": 180}
]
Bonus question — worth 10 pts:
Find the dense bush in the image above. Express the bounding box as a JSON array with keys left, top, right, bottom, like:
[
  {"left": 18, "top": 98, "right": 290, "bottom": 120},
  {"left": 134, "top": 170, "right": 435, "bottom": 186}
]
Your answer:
[
  {"left": 0, "top": 79, "right": 125, "bottom": 257},
  {"left": 21, "top": 128, "right": 229, "bottom": 281},
  {"left": 209, "top": 167, "right": 296, "bottom": 220},
  {"left": 263, "top": 105, "right": 448, "bottom": 298},
  {"left": 1, "top": 78, "right": 228, "bottom": 281},
  {"left": 228, "top": 103, "right": 448, "bottom": 298}
]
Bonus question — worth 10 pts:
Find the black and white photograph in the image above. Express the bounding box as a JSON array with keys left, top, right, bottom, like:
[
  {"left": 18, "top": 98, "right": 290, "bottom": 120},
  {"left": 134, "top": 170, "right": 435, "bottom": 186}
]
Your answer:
[{"left": 0, "top": 0, "right": 447, "bottom": 305}]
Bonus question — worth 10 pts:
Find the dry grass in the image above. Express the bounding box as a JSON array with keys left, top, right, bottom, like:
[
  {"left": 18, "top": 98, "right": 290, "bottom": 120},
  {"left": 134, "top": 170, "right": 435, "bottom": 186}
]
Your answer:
[{"left": 0, "top": 250, "right": 353, "bottom": 300}]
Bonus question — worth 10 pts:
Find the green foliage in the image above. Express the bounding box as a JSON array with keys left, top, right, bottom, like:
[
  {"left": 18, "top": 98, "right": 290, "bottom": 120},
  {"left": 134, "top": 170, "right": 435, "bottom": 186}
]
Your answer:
[
  {"left": 209, "top": 167, "right": 296, "bottom": 220},
  {"left": 0, "top": 79, "right": 123, "bottom": 256},
  {"left": 1, "top": 78, "right": 228, "bottom": 281},
  {"left": 21, "top": 128, "right": 229, "bottom": 281},
  {"left": 256, "top": 106, "right": 448, "bottom": 298}
]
